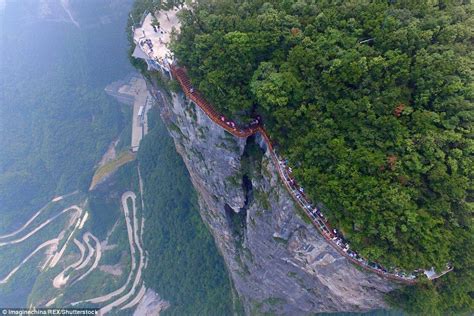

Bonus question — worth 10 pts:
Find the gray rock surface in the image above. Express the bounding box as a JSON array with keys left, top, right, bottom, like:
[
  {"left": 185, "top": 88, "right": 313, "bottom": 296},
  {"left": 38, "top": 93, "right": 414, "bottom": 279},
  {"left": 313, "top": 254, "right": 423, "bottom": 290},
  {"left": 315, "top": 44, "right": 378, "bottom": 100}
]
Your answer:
[
  {"left": 133, "top": 288, "right": 170, "bottom": 316},
  {"left": 149, "top": 83, "right": 397, "bottom": 315}
]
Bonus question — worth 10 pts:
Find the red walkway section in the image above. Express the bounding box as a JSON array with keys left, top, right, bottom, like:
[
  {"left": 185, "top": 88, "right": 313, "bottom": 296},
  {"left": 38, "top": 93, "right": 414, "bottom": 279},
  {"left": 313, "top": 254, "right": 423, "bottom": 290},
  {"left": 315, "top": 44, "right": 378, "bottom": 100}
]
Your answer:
[
  {"left": 170, "top": 64, "right": 423, "bottom": 285},
  {"left": 172, "top": 66, "right": 259, "bottom": 137}
]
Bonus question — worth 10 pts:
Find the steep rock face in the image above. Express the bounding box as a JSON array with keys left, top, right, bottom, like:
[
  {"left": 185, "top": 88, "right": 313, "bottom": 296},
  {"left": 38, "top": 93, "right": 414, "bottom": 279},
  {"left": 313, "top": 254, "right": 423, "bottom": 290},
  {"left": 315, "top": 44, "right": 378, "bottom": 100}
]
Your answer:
[{"left": 151, "top": 84, "right": 397, "bottom": 315}]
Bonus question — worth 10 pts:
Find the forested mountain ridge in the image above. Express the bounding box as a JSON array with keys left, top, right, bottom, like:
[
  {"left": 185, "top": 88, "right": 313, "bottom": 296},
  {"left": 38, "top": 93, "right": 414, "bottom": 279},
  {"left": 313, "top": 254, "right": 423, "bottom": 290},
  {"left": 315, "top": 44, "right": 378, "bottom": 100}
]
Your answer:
[{"left": 168, "top": 0, "right": 473, "bottom": 314}]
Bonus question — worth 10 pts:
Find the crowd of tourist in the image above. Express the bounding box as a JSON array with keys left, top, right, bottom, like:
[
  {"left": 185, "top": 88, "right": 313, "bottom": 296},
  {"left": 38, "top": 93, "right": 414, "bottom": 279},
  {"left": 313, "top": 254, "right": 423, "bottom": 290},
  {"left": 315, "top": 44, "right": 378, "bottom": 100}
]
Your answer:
[{"left": 277, "top": 157, "right": 418, "bottom": 281}]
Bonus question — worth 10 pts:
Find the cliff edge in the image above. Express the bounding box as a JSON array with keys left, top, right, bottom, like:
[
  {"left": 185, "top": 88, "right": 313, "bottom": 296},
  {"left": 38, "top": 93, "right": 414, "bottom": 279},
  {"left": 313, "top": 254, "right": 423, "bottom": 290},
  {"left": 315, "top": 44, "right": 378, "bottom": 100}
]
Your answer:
[{"left": 148, "top": 81, "right": 397, "bottom": 315}]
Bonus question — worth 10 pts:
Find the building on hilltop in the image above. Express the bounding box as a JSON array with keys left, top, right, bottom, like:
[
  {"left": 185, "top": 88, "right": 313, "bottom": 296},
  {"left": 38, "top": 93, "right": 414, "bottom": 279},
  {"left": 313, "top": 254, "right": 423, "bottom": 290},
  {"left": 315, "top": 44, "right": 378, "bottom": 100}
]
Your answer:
[{"left": 132, "top": 8, "right": 183, "bottom": 77}]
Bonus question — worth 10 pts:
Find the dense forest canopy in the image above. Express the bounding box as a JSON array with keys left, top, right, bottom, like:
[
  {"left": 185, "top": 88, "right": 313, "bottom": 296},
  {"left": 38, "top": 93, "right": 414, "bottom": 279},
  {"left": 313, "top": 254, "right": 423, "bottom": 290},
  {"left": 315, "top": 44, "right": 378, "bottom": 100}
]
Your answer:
[{"left": 169, "top": 0, "right": 473, "bottom": 313}]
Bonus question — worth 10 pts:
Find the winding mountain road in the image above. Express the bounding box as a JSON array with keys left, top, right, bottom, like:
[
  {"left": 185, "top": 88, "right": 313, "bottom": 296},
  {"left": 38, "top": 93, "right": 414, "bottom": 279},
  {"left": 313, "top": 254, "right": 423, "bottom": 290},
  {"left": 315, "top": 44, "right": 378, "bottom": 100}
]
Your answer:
[
  {"left": 53, "top": 238, "right": 86, "bottom": 288},
  {"left": 120, "top": 284, "right": 146, "bottom": 310},
  {"left": 75, "top": 233, "right": 95, "bottom": 271},
  {"left": 72, "top": 191, "right": 146, "bottom": 313},
  {"left": 75, "top": 232, "right": 102, "bottom": 282},
  {"left": 0, "top": 206, "right": 82, "bottom": 247},
  {"left": 0, "top": 205, "right": 48, "bottom": 240},
  {"left": 49, "top": 209, "right": 85, "bottom": 268},
  {"left": 98, "top": 191, "right": 146, "bottom": 314},
  {"left": 0, "top": 239, "right": 59, "bottom": 284}
]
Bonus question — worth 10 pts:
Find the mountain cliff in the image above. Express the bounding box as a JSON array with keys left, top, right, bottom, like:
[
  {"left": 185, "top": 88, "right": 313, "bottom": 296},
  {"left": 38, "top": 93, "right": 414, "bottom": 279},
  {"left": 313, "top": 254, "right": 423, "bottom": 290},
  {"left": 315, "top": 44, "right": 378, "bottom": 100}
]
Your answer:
[{"left": 145, "top": 80, "right": 396, "bottom": 315}]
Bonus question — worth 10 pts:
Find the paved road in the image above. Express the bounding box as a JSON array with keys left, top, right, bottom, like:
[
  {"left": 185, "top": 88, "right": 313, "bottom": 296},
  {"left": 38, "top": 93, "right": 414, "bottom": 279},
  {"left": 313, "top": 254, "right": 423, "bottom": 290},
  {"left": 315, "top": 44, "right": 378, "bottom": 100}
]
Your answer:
[
  {"left": 0, "top": 192, "right": 77, "bottom": 240},
  {"left": 49, "top": 209, "right": 85, "bottom": 268},
  {"left": 0, "top": 206, "right": 81, "bottom": 247},
  {"left": 75, "top": 233, "right": 95, "bottom": 271},
  {"left": 0, "top": 239, "right": 59, "bottom": 284},
  {"left": 53, "top": 238, "right": 86, "bottom": 288},
  {"left": 121, "top": 284, "right": 146, "bottom": 310},
  {"left": 0, "top": 205, "right": 48, "bottom": 240},
  {"left": 75, "top": 232, "right": 101, "bottom": 282},
  {"left": 72, "top": 191, "right": 145, "bottom": 311},
  {"left": 99, "top": 191, "right": 146, "bottom": 314}
]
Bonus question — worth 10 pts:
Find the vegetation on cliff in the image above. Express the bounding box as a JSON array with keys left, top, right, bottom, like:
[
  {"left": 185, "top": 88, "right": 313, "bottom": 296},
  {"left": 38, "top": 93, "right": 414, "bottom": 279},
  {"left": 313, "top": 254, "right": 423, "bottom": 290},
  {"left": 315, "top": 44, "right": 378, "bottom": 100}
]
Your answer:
[
  {"left": 138, "top": 107, "right": 234, "bottom": 315},
  {"left": 170, "top": 1, "right": 473, "bottom": 314}
]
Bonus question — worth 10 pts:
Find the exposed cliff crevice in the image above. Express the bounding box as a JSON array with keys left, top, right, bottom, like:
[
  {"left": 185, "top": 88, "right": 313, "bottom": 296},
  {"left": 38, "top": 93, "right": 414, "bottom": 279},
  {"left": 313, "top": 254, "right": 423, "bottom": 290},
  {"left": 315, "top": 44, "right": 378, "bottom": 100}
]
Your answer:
[
  {"left": 225, "top": 203, "right": 246, "bottom": 243},
  {"left": 241, "top": 175, "right": 252, "bottom": 212},
  {"left": 146, "top": 75, "right": 397, "bottom": 315},
  {"left": 241, "top": 136, "right": 262, "bottom": 211}
]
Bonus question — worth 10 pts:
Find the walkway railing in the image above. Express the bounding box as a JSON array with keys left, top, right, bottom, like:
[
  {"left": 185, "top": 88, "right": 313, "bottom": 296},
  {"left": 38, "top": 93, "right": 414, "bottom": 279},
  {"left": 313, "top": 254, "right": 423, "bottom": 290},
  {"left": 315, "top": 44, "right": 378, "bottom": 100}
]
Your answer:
[{"left": 166, "top": 64, "right": 451, "bottom": 284}]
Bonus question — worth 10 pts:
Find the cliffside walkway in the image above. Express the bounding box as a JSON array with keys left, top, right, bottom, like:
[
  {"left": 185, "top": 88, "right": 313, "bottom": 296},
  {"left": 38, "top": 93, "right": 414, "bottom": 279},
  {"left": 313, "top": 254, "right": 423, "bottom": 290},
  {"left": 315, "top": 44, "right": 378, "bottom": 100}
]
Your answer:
[{"left": 169, "top": 65, "right": 453, "bottom": 284}]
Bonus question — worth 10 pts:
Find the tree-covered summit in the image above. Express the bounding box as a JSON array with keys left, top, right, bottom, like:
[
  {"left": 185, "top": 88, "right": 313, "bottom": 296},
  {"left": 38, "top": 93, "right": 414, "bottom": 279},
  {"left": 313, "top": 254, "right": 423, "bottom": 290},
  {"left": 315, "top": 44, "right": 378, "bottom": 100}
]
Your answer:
[{"left": 170, "top": 0, "right": 473, "bottom": 313}]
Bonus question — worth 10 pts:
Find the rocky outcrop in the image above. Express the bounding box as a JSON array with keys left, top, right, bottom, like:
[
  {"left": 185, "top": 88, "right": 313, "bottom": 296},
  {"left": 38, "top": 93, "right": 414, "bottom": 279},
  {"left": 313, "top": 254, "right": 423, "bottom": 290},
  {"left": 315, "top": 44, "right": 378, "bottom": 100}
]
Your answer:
[{"left": 149, "top": 82, "right": 397, "bottom": 315}]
